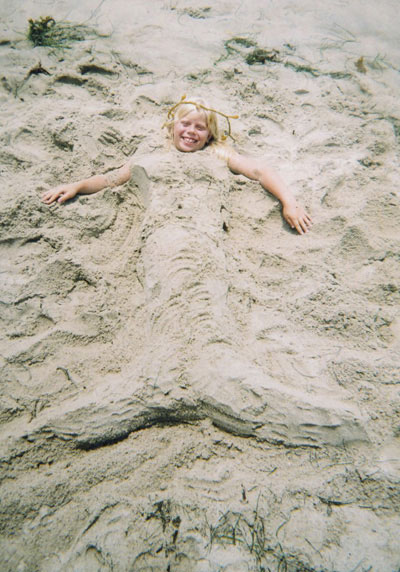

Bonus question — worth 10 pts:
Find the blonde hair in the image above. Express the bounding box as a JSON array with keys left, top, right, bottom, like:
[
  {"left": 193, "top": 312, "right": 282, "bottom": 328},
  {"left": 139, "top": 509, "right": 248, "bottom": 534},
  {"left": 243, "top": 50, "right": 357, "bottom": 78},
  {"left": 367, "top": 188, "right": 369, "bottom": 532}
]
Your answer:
[{"left": 163, "top": 95, "right": 237, "bottom": 161}]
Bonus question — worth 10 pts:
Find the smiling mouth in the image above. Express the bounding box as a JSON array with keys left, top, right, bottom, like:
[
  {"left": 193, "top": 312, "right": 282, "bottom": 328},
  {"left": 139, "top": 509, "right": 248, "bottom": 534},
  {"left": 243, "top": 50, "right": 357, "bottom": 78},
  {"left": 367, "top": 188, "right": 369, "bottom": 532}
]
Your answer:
[{"left": 182, "top": 136, "right": 198, "bottom": 145}]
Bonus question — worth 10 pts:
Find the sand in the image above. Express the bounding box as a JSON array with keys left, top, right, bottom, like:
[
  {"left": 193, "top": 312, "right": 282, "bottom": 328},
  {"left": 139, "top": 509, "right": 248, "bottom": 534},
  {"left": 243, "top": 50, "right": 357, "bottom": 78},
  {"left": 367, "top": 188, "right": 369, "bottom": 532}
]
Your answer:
[{"left": 0, "top": 1, "right": 399, "bottom": 570}]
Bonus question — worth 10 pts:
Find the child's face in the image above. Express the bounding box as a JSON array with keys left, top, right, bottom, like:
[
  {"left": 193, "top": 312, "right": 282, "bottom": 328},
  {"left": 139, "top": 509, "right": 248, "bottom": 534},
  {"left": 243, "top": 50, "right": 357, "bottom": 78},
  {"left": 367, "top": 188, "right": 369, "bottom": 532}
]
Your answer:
[{"left": 173, "top": 110, "right": 210, "bottom": 152}]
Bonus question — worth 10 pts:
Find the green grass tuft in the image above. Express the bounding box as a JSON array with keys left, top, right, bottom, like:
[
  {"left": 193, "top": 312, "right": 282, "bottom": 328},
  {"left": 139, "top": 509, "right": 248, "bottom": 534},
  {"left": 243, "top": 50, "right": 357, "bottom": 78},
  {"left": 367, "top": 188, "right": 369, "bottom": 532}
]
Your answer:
[{"left": 27, "top": 16, "right": 89, "bottom": 48}]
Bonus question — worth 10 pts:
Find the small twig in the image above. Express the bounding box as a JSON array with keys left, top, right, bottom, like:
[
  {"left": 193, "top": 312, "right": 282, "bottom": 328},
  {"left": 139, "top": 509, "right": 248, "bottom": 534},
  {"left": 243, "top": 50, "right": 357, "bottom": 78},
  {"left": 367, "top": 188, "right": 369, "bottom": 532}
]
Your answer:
[
  {"left": 56, "top": 366, "right": 78, "bottom": 387},
  {"left": 275, "top": 515, "right": 290, "bottom": 538},
  {"left": 305, "top": 537, "right": 322, "bottom": 557}
]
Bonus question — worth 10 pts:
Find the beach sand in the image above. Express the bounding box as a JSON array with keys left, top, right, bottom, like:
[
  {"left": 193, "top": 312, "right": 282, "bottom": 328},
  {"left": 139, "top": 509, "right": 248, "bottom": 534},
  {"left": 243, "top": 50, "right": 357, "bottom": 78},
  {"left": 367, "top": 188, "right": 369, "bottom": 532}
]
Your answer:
[{"left": 0, "top": 1, "right": 399, "bottom": 570}]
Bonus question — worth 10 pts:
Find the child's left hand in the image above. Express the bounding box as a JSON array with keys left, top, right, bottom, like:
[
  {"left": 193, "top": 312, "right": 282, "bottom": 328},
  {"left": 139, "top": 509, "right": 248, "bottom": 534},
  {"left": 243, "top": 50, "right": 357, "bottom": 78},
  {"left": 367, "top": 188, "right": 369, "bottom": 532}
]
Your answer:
[{"left": 283, "top": 203, "right": 312, "bottom": 235}]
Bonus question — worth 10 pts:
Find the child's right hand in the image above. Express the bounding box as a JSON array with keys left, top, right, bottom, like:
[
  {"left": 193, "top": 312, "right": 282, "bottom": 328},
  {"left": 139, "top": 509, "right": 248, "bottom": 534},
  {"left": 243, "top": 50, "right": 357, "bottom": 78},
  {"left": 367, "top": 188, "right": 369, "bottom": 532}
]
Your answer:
[{"left": 41, "top": 183, "right": 79, "bottom": 205}]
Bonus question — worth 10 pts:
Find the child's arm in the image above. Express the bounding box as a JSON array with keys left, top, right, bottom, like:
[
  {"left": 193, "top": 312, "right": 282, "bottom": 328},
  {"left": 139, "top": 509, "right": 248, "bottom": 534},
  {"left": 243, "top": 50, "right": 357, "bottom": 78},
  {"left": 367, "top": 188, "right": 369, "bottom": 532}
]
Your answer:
[
  {"left": 227, "top": 151, "right": 312, "bottom": 234},
  {"left": 41, "top": 162, "right": 131, "bottom": 205}
]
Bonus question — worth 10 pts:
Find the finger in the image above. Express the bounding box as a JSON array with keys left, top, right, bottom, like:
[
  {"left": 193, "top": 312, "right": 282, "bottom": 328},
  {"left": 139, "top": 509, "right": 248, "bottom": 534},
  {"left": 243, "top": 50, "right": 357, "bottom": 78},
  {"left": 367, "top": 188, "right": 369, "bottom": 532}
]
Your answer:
[
  {"left": 49, "top": 194, "right": 61, "bottom": 204},
  {"left": 290, "top": 219, "right": 304, "bottom": 234},
  {"left": 42, "top": 189, "right": 61, "bottom": 203},
  {"left": 287, "top": 218, "right": 299, "bottom": 233},
  {"left": 299, "top": 218, "right": 311, "bottom": 234},
  {"left": 305, "top": 216, "right": 313, "bottom": 228},
  {"left": 58, "top": 191, "right": 73, "bottom": 204},
  {"left": 42, "top": 186, "right": 59, "bottom": 196},
  {"left": 304, "top": 214, "right": 313, "bottom": 225}
]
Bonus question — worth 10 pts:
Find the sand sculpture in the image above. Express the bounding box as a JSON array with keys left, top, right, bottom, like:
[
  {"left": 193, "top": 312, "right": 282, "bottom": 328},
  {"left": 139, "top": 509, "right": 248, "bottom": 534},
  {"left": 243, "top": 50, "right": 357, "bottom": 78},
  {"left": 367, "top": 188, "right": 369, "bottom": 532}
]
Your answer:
[{"left": 1, "top": 2, "right": 399, "bottom": 570}]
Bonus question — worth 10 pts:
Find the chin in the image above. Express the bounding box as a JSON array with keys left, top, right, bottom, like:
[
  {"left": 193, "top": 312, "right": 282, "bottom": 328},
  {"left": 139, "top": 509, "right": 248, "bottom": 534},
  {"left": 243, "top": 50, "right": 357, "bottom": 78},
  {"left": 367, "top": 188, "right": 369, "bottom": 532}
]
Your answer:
[{"left": 178, "top": 144, "right": 202, "bottom": 153}]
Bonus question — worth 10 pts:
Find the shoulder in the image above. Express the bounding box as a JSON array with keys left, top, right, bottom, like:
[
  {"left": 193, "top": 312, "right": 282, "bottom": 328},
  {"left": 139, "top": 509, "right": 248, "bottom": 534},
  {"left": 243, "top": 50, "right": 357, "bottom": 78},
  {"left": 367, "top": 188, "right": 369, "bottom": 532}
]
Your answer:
[{"left": 226, "top": 149, "right": 261, "bottom": 180}]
